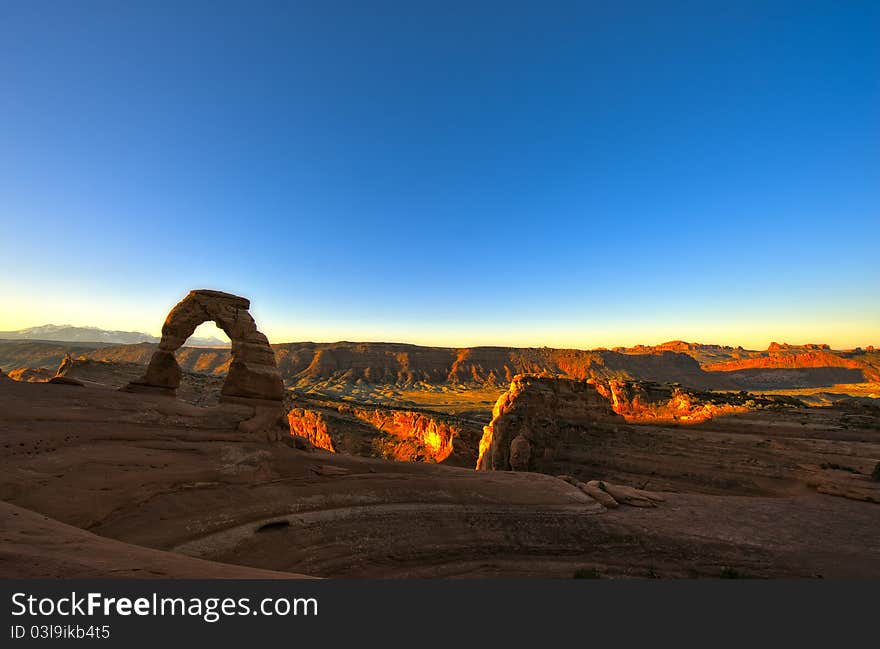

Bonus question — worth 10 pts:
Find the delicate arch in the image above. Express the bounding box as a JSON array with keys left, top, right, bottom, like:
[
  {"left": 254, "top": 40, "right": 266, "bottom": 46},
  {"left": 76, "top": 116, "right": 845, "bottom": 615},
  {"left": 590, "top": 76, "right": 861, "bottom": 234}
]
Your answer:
[{"left": 127, "top": 289, "right": 283, "bottom": 403}]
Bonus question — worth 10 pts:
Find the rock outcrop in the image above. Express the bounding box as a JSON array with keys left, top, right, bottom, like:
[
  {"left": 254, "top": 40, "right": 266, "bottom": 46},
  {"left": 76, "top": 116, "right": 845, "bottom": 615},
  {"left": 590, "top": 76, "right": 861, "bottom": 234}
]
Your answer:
[
  {"left": 593, "top": 480, "right": 665, "bottom": 507},
  {"left": 48, "top": 375, "right": 84, "bottom": 386},
  {"left": 125, "top": 290, "right": 285, "bottom": 438},
  {"left": 557, "top": 475, "right": 665, "bottom": 508},
  {"left": 56, "top": 356, "right": 225, "bottom": 406},
  {"left": 593, "top": 379, "right": 802, "bottom": 423},
  {"left": 476, "top": 375, "right": 625, "bottom": 472},
  {"left": 127, "top": 289, "right": 283, "bottom": 403},
  {"left": 38, "top": 340, "right": 728, "bottom": 389},
  {"left": 287, "top": 407, "right": 338, "bottom": 453},
  {"left": 287, "top": 396, "right": 482, "bottom": 465},
  {"left": 7, "top": 367, "right": 54, "bottom": 382}
]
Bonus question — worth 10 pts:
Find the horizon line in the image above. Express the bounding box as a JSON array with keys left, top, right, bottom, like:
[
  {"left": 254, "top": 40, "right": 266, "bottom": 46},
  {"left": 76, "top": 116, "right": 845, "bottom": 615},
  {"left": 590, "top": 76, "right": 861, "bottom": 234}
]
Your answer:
[{"left": 2, "top": 326, "right": 877, "bottom": 354}]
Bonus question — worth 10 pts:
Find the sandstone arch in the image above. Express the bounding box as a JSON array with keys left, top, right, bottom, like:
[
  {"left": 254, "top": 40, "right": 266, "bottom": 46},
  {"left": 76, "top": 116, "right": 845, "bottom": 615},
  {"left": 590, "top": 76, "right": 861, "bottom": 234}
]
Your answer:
[{"left": 127, "top": 289, "right": 283, "bottom": 403}]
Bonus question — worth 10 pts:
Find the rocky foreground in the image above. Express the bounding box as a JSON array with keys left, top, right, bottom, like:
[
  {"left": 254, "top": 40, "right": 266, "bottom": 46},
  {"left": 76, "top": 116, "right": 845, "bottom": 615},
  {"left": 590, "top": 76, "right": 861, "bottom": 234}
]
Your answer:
[{"left": 1, "top": 378, "right": 879, "bottom": 579}]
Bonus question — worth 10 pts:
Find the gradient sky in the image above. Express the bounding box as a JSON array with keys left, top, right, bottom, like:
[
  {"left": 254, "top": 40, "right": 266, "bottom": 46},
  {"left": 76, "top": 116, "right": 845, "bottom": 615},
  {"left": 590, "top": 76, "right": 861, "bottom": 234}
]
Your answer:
[{"left": 1, "top": 1, "right": 878, "bottom": 349}]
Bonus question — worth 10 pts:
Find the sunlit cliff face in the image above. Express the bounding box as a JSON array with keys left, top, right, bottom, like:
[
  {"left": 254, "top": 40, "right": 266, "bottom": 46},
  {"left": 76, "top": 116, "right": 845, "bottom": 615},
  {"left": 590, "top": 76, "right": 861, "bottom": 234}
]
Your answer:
[
  {"left": 286, "top": 405, "right": 459, "bottom": 463},
  {"left": 421, "top": 430, "right": 443, "bottom": 455},
  {"left": 591, "top": 380, "right": 751, "bottom": 424},
  {"left": 287, "top": 409, "right": 336, "bottom": 453},
  {"left": 360, "top": 409, "right": 456, "bottom": 462}
]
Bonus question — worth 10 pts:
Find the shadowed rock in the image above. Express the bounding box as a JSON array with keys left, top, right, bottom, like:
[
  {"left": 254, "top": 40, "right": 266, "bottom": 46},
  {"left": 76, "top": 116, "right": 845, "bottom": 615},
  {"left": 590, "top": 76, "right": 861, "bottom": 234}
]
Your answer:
[
  {"left": 591, "top": 480, "right": 662, "bottom": 507},
  {"left": 557, "top": 475, "right": 665, "bottom": 509},
  {"left": 477, "top": 375, "right": 626, "bottom": 472},
  {"left": 48, "top": 375, "right": 84, "bottom": 386}
]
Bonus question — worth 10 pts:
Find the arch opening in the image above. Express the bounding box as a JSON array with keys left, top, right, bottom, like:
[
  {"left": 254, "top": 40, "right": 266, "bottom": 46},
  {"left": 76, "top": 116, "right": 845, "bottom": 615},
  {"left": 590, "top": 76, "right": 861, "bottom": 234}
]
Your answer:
[{"left": 182, "top": 321, "right": 231, "bottom": 349}]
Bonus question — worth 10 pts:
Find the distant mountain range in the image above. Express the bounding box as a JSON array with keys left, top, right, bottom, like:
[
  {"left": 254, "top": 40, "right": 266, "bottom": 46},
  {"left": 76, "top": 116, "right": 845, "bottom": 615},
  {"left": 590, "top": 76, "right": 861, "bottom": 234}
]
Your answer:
[{"left": 0, "top": 324, "right": 228, "bottom": 347}]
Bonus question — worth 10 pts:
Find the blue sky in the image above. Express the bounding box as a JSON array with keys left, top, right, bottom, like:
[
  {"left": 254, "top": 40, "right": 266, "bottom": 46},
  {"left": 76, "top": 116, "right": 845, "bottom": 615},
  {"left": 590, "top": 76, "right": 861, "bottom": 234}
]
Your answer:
[{"left": 1, "top": 1, "right": 878, "bottom": 348}]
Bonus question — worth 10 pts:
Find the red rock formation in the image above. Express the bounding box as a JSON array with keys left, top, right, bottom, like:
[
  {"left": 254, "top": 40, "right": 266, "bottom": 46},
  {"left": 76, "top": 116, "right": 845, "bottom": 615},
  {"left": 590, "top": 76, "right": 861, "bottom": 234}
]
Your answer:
[
  {"left": 767, "top": 342, "right": 831, "bottom": 351},
  {"left": 592, "top": 380, "right": 750, "bottom": 423},
  {"left": 476, "top": 375, "right": 625, "bottom": 472},
  {"left": 126, "top": 289, "right": 284, "bottom": 402},
  {"left": 7, "top": 367, "right": 54, "bottom": 382},
  {"left": 287, "top": 408, "right": 336, "bottom": 452},
  {"left": 349, "top": 407, "right": 459, "bottom": 461},
  {"left": 286, "top": 398, "right": 480, "bottom": 464},
  {"left": 703, "top": 349, "right": 879, "bottom": 381},
  {"left": 55, "top": 356, "right": 225, "bottom": 406},
  {"left": 273, "top": 342, "right": 724, "bottom": 389},
  {"left": 122, "top": 290, "right": 287, "bottom": 439},
  {"left": 477, "top": 375, "right": 805, "bottom": 473},
  {"left": 33, "top": 338, "right": 878, "bottom": 394}
]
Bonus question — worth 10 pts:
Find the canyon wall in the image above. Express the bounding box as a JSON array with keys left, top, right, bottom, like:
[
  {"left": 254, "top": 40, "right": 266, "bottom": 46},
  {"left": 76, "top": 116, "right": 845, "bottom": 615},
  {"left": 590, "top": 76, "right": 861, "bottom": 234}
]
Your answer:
[
  {"left": 704, "top": 349, "right": 880, "bottom": 381},
  {"left": 4, "top": 340, "right": 877, "bottom": 393},
  {"left": 274, "top": 343, "right": 723, "bottom": 389},
  {"left": 286, "top": 397, "right": 482, "bottom": 465},
  {"left": 71, "top": 341, "right": 726, "bottom": 389}
]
